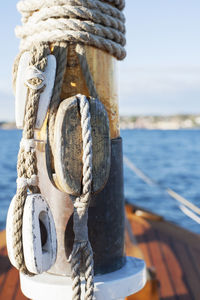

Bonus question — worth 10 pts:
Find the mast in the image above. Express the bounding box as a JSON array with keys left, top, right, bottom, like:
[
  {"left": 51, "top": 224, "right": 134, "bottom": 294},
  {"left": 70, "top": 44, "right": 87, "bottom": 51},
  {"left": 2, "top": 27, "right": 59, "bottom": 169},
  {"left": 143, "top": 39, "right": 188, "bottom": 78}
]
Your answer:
[
  {"left": 7, "top": 1, "right": 146, "bottom": 299},
  {"left": 36, "top": 44, "right": 125, "bottom": 275}
]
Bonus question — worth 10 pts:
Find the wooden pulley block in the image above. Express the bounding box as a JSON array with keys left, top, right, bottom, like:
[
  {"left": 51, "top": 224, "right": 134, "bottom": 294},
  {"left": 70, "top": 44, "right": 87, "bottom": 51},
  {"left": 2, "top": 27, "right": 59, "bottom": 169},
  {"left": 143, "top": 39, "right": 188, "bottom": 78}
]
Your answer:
[
  {"left": 6, "top": 194, "right": 57, "bottom": 274},
  {"left": 50, "top": 95, "right": 111, "bottom": 195},
  {"left": 15, "top": 51, "right": 56, "bottom": 129}
]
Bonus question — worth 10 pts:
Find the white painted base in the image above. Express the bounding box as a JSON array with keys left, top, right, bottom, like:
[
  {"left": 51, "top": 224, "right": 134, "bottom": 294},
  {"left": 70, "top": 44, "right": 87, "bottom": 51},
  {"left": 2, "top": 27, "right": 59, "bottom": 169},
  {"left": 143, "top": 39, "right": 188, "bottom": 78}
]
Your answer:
[{"left": 20, "top": 257, "right": 146, "bottom": 300}]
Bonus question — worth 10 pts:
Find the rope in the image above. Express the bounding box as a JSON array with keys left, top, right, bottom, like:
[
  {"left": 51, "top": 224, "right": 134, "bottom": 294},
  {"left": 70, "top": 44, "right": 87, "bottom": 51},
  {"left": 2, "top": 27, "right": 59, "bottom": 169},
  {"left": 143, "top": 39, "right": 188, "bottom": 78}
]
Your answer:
[
  {"left": 76, "top": 44, "right": 98, "bottom": 99},
  {"left": 123, "top": 155, "right": 200, "bottom": 221},
  {"left": 179, "top": 205, "right": 200, "bottom": 224},
  {"left": 15, "top": 0, "right": 126, "bottom": 60},
  {"left": 12, "top": 44, "right": 50, "bottom": 275},
  {"left": 68, "top": 94, "right": 94, "bottom": 300},
  {"left": 17, "top": 0, "right": 125, "bottom": 13}
]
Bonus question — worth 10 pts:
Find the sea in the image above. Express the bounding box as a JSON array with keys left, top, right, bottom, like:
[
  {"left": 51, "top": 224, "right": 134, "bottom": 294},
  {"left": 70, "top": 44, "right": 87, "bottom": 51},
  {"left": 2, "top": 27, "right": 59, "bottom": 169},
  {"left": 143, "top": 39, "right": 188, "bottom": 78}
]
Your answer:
[{"left": 0, "top": 129, "right": 200, "bottom": 234}]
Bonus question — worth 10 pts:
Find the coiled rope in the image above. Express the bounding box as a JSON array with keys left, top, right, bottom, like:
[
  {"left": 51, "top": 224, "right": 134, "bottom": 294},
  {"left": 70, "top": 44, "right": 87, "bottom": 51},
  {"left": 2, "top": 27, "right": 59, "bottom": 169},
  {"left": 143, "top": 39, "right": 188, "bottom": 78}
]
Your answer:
[{"left": 15, "top": 0, "right": 126, "bottom": 60}]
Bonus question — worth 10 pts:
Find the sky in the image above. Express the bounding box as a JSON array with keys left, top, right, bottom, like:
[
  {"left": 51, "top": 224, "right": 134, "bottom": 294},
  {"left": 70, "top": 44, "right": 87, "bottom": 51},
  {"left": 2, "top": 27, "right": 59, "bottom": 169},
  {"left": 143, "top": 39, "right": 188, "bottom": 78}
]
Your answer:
[{"left": 0, "top": 1, "right": 200, "bottom": 121}]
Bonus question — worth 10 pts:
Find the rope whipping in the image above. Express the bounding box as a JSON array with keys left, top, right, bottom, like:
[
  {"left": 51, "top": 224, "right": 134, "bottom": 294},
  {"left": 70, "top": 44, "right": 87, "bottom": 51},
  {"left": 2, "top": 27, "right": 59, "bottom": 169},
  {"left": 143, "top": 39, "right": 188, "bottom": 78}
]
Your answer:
[
  {"left": 13, "top": 44, "right": 50, "bottom": 275},
  {"left": 12, "top": 0, "right": 126, "bottom": 297}
]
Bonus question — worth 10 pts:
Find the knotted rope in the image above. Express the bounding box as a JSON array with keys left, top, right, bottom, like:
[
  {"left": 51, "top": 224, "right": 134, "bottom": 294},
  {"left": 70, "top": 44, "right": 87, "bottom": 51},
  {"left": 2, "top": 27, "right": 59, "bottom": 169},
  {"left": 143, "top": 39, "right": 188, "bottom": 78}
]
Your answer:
[
  {"left": 15, "top": 0, "right": 126, "bottom": 60},
  {"left": 13, "top": 44, "right": 50, "bottom": 275}
]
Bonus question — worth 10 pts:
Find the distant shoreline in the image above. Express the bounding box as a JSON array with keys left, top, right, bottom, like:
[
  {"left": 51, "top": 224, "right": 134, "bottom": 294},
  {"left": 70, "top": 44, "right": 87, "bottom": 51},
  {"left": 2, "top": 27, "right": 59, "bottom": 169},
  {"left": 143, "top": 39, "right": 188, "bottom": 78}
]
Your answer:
[
  {"left": 0, "top": 122, "right": 17, "bottom": 130},
  {"left": 1, "top": 114, "right": 200, "bottom": 130},
  {"left": 120, "top": 114, "right": 200, "bottom": 130},
  {"left": 120, "top": 127, "right": 200, "bottom": 131}
]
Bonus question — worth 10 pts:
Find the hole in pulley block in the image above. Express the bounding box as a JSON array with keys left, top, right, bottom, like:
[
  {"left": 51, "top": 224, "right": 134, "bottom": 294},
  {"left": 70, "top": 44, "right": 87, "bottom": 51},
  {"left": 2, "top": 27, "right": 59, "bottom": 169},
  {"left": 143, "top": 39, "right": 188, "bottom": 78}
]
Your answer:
[
  {"left": 39, "top": 213, "right": 48, "bottom": 248},
  {"left": 64, "top": 213, "right": 74, "bottom": 259}
]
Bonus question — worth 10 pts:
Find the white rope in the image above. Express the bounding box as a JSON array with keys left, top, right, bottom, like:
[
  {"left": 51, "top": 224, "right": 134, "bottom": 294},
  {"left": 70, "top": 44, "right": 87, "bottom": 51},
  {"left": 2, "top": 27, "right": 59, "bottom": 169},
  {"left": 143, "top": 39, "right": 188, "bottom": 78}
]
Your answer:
[
  {"left": 17, "top": 175, "right": 38, "bottom": 188},
  {"left": 69, "top": 94, "right": 94, "bottom": 300},
  {"left": 17, "top": 0, "right": 125, "bottom": 22},
  {"left": 20, "top": 138, "right": 35, "bottom": 152},
  {"left": 15, "top": 0, "right": 126, "bottom": 60}
]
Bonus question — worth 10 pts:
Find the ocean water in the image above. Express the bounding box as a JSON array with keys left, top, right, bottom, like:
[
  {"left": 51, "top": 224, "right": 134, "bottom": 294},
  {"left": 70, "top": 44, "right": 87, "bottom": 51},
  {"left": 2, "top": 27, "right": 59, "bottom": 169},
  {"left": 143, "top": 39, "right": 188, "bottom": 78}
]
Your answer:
[
  {"left": 122, "top": 129, "right": 200, "bottom": 234},
  {"left": 0, "top": 129, "right": 200, "bottom": 234},
  {"left": 0, "top": 130, "right": 21, "bottom": 231}
]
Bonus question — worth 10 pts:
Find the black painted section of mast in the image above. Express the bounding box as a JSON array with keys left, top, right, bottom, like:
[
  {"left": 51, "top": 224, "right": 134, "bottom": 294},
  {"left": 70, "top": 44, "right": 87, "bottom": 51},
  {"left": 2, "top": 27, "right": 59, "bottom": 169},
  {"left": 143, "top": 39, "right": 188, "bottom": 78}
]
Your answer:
[{"left": 65, "top": 137, "right": 125, "bottom": 275}]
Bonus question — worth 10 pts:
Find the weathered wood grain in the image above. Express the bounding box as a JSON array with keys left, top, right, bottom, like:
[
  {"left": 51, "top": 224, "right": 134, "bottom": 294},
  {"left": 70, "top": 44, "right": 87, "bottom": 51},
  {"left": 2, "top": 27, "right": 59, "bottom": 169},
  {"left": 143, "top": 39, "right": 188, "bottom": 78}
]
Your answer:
[{"left": 53, "top": 96, "right": 110, "bottom": 195}]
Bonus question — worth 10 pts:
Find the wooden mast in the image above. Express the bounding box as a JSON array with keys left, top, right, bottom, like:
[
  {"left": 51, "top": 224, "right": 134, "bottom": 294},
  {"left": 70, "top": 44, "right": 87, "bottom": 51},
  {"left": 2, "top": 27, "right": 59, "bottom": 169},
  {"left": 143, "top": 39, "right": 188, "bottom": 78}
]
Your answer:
[
  {"left": 7, "top": 2, "right": 147, "bottom": 298},
  {"left": 35, "top": 45, "right": 123, "bottom": 275}
]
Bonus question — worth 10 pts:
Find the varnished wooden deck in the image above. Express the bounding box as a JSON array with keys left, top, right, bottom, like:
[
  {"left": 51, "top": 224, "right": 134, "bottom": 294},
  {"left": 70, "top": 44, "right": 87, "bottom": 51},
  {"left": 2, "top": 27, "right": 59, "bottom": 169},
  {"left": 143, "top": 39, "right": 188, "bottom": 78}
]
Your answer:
[
  {"left": 126, "top": 204, "right": 200, "bottom": 300},
  {"left": 0, "top": 231, "right": 27, "bottom": 300},
  {"left": 1, "top": 205, "right": 200, "bottom": 300}
]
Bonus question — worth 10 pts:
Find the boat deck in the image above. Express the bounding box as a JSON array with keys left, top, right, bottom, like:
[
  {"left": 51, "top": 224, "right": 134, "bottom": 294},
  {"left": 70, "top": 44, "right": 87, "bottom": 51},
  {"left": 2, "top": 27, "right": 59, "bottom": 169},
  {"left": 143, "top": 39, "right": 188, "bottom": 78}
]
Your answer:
[
  {"left": 1, "top": 205, "right": 200, "bottom": 300},
  {"left": 126, "top": 204, "right": 200, "bottom": 300}
]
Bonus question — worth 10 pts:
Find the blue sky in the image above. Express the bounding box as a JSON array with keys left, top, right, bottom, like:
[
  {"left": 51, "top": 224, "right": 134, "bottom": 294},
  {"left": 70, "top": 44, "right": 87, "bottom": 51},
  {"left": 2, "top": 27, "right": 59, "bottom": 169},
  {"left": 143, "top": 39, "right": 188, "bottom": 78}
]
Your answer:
[{"left": 0, "top": 1, "right": 200, "bottom": 120}]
